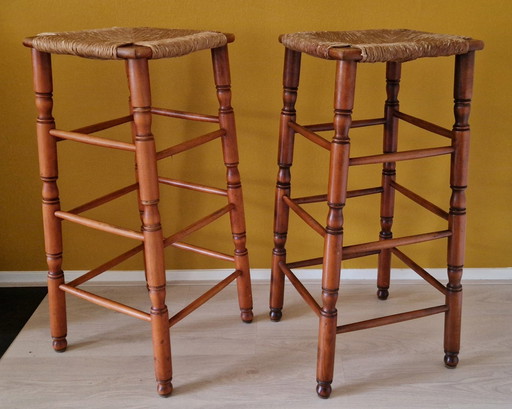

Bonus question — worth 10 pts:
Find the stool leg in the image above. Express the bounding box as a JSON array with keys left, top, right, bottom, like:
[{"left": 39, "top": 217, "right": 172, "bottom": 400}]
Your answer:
[
  {"left": 31, "top": 49, "right": 68, "bottom": 352},
  {"left": 316, "top": 60, "right": 357, "bottom": 399},
  {"left": 270, "top": 48, "right": 301, "bottom": 321},
  {"left": 377, "top": 62, "right": 401, "bottom": 300},
  {"left": 211, "top": 45, "right": 253, "bottom": 323},
  {"left": 444, "top": 51, "right": 475, "bottom": 368},
  {"left": 126, "top": 58, "right": 173, "bottom": 396}
]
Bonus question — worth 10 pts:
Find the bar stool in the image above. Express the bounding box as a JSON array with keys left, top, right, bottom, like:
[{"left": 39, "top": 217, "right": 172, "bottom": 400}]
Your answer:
[
  {"left": 270, "top": 29, "right": 483, "bottom": 398},
  {"left": 24, "top": 27, "right": 253, "bottom": 396}
]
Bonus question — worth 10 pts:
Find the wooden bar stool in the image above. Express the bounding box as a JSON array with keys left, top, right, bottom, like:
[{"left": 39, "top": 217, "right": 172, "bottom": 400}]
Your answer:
[
  {"left": 270, "top": 29, "right": 483, "bottom": 398},
  {"left": 23, "top": 27, "right": 253, "bottom": 396}
]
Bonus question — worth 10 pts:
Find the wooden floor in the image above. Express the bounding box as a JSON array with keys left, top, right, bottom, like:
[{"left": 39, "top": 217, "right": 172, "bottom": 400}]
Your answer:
[{"left": 1, "top": 280, "right": 511, "bottom": 408}]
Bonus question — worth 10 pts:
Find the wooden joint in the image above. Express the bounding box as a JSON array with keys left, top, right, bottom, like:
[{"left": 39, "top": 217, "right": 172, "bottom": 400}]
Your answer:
[
  {"left": 322, "top": 287, "right": 339, "bottom": 296},
  {"left": 42, "top": 198, "right": 60, "bottom": 205},
  {"left": 142, "top": 223, "right": 162, "bottom": 233},
  {"left": 135, "top": 134, "right": 154, "bottom": 142},
  {"left": 232, "top": 232, "right": 247, "bottom": 241},
  {"left": 320, "top": 308, "right": 337, "bottom": 318},
  {"left": 47, "top": 269, "right": 64, "bottom": 280},
  {"left": 446, "top": 283, "right": 463, "bottom": 292},
  {"left": 150, "top": 306, "right": 169, "bottom": 316},
  {"left": 272, "top": 248, "right": 286, "bottom": 257},
  {"left": 449, "top": 207, "right": 466, "bottom": 216}
]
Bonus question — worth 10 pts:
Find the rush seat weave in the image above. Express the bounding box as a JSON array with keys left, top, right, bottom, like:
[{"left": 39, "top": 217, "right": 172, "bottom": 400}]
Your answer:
[
  {"left": 25, "top": 27, "right": 229, "bottom": 60},
  {"left": 280, "top": 29, "right": 476, "bottom": 62}
]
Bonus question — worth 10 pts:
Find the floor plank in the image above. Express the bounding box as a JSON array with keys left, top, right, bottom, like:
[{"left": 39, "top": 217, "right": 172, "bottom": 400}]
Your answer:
[{"left": 1, "top": 281, "right": 511, "bottom": 408}]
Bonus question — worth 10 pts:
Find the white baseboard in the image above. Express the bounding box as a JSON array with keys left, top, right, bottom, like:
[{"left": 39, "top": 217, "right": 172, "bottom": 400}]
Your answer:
[{"left": 1, "top": 268, "right": 511, "bottom": 286}]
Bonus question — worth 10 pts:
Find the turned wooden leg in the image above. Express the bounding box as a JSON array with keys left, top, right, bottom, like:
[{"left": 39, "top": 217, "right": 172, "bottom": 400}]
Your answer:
[
  {"left": 270, "top": 48, "right": 301, "bottom": 322},
  {"left": 126, "top": 58, "right": 173, "bottom": 396},
  {"left": 211, "top": 45, "right": 253, "bottom": 323},
  {"left": 316, "top": 60, "right": 357, "bottom": 399},
  {"left": 377, "top": 62, "right": 401, "bottom": 300},
  {"left": 32, "top": 49, "right": 68, "bottom": 352},
  {"left": 444, "top": 51, "right": 475, "bottom": 368}
]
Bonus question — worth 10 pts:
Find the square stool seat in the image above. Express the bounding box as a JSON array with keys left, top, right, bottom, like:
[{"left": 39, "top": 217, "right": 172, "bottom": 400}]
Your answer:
[
  {"left": 23, "top": 27, "right": 232, "bottom": 60},
  {"left": 280, "top": 29, "right": 483, "bottom": 62}
]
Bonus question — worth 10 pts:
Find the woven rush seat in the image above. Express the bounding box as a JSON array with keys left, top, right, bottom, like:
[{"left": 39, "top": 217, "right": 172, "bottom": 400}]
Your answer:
[
  {"left": 24, "top": 27, "right": 229, "bottom": 60},
  {"left": 279, "top": 29, "right": 480, "bottom": 62}
]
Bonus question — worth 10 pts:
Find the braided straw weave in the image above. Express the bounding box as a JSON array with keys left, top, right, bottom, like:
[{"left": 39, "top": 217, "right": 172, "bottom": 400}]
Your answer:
[
  {"left": 280, "top": 29, "right": 472, "bottom": 62},
  {"left": 28, "top": 27, "right": 228, "bottom": 59}
]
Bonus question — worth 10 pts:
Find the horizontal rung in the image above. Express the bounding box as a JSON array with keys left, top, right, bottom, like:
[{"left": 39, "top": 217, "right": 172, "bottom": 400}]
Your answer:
[
  {"left": 279, "top": 261, "right": 321, "bottom": 317},
  {"left": 55, "top": 211, "right": 144, "bottom": 241},
  {"left": 151, "top": 107, "right": 219, "bottom": 123},
  {"left": 163, "top": 204, "right": 234, "bottom": 247},
  {"left": 285, "top": 249, "right": 381, "bottom": 270},
  {"left": 50, "top": 129, "right": 136, "bottom": 151},
  {"left": 60, "top": 284, "right": 151, "bottom": 322},
  {"left": 304, "top": 118, "right": 386, "bottom": 132},
  {"left": 171, "top": 241, "right": 235, "bottom": 262},
  {"left": 390, "top": 181, "right": 449, "bottom": 220},
  {"left": 67, "top": 183, "right": 139, "bottom": 215},
  {"left": 391, "top": 248, "right": 448, "bottom": 295},
  {"left": 283, "top": 196, "right": 326, "bottom": 237},
  {"left": 349, "top": 146, "right": 454, "bottom": 166},
  {"left": 156, "top": 129, "right": 225, "bottom": 160},
  {"left": 343, "top": 230, "right": 452, "bottom": 258},
  {"left": 168, "top": 270, "right": 241, "bottom": 327},
  {"left": 394, "top": 111, "right": 453, "bottom": 139},
  {"left": 337, "top": 305, "right": 449, "bottom": 334},
  {"left": 71, "top": 115, "right": 133, "bottom": 134},
  {"left": 67, "top": 244, "right": 144, "bottom": 287},
  {"left": 292, "top": 187, "right": 383, "bottom": 205},
  {"left": 289, "top": 121, "right": 330, "bottom": 150},
  {"left": 158, "top": 177, "right": 227, "bottom": 196}
]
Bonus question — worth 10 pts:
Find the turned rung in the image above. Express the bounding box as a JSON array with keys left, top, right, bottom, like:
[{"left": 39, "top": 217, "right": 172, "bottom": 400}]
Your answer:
[
  {"left": 60, "top": 284, "right": 151, "bottom": 322},
  {"left": 343, "top": 230, "right": 452, "bottom": 257},
  {"left": 283, "top": 196, "right": 326, "bottom": 237},
  {"left": 169, "top": 270, "right": 241, "bottom": 327},
  {"left": 71, "top": 115, "right": 133, "bottom": 134},
  {"left": 156, "top": 129, "right": 225, "bottom": 160},
  {"left": 336, "top": 305, "right": 449, "bottom": 334},
  {"left": 390, "top": 181, "right": 449, "bottom": 220},
  {"left": 394, "top": 110, "right": 453, "bottom": 139},
  {"left": 158, "top": 177, "right": 227, "bottom": 196},
  {"left": 286, "top": 249, "right": 381, "bottom": 270},
  {"left": 350, "top": 146, "right": 454, "bottom": 166},
  {"left": 67, "top": 244, "right": 144, "bottom": 287},
  {"left": 68, "top": 183, "right": 139, "bottom": 215},
  {"left": 293, "top": 187, "right": 383, "bottom": 204},
  {"left": 151, "top": 107, "right": 219, "bottom": 123},
  {"left": 163, "top": 204, "right": 234, "bottom": 247},
  {"left": 279, "top": 261, "right": 321, "bottom": 317},
  {"left": 171, "top": 241, "right": 235, "bottom": 262},
  {"left": 304, "top": 118, "right": 386, "bottom": 132},
  {"left": 50, "top": 129, "right": 136, "bottom": 152},
  {"left": 391, "top": 248, "right": 448, "bottom": 295},
  {"left": 55, "top": 211, "right": 144, "bottom": 241},
  {"left": 289, "top": 121, "right": 331, "bottom": 150}
]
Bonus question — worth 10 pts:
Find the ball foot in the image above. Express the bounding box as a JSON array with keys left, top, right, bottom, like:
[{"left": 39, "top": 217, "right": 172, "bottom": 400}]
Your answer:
[
  {"left": 377, "top": 288, "right": 389, "bottom": 300},
  {"left": 52, "top": 337, "right": 67, "bottom": 353},
  {"left": 316, "top": 381, "right": 332, "bottom": 399},
  {"left": 444, "top": 352, "right": 459, "bottom": 368},
  {"left": 240, "top": 309, "right": 254, "bottom": 323},
  {"left": 269, "top": 308, "right": 282, "bottom": 322},
  {"left": 157, "top": 380, "right": 173, "bottom": 397}
]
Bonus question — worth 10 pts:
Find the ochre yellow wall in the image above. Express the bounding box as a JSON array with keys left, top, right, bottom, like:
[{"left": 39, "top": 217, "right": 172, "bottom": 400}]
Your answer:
[{"left": 1, "top": 0, "right": 511, "bottom": 272}]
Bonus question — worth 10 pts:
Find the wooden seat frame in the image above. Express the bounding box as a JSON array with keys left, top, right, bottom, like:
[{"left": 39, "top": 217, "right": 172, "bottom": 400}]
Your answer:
[
  {"left": 270, "top": 40, "right": 483, "bottom": 398},
  {"left": 26, "top": 36, "right": 253, "bottom": 397}
]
